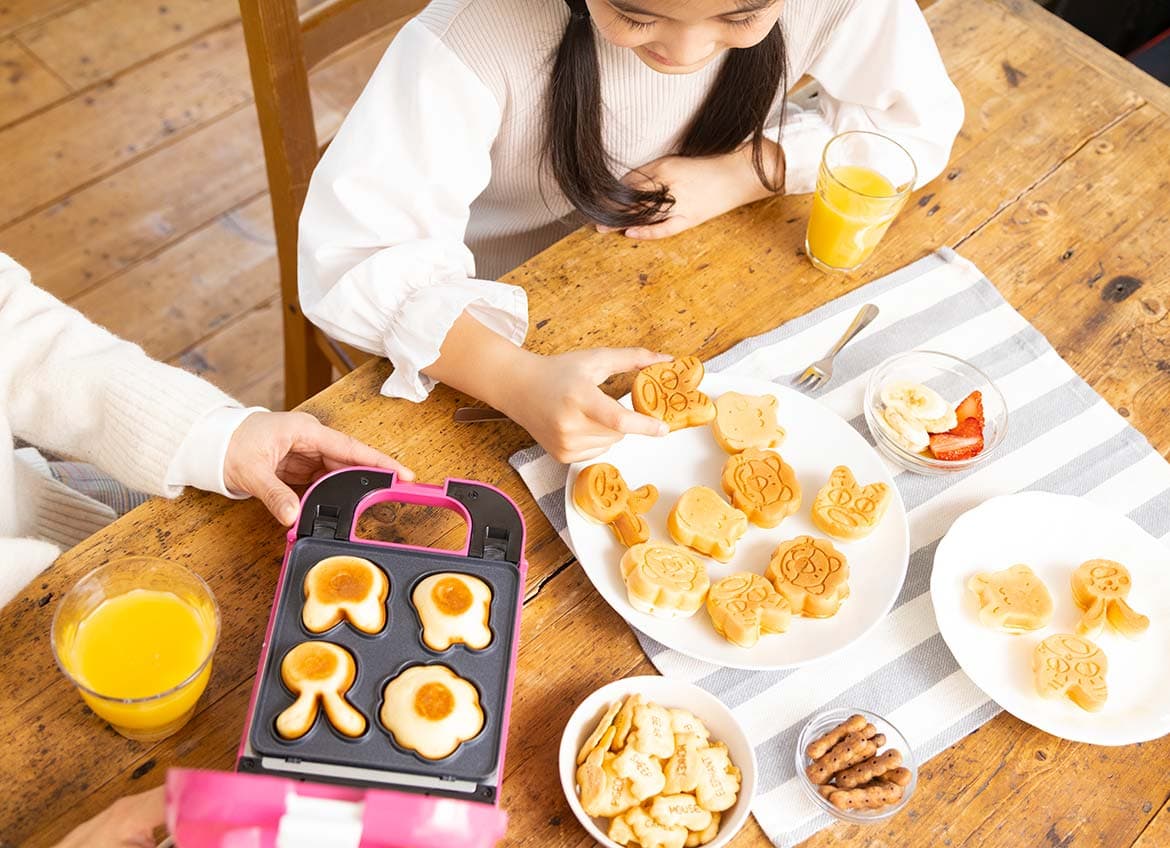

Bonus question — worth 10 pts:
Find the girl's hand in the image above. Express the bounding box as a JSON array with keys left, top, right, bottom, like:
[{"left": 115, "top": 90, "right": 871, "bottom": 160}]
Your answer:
[
  {"left": 53, "top": 786, "right": 164, "bottom": 848},
  {"left": 223, "top": 411, "right": 414, "bottom": 525},
  {"left": 600, "top": 141, "right": 783, "bottom": 240},
  {"left": 498, "top": 348, "right": 672, "bottom": 463}
]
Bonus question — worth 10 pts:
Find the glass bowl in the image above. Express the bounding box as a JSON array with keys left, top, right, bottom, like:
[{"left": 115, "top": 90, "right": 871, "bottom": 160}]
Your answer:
[
  {"left": 795, "top": 707, "right": 918, "bottom": 824},
  {"left": 864, "top": 350, "right": 1008, "bottom": 475}
]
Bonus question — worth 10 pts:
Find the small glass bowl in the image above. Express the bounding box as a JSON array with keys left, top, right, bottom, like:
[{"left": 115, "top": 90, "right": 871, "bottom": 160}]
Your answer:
[
  {"left": 795, "top": 707, "right": 918, "bottom": 824},
  {"left": 864, "top": 350, "right": 1008, "bottom": 475}
]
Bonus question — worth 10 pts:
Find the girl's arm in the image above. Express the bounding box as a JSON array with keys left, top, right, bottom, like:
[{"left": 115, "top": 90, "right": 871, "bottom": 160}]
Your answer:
[
  {"left": 776, "top": 0, "right": 965, "bottom": 195},
  {"left": 298, "top": 19, "right": 520, "bottom": 404},
  {"left": 299, "top": 20, "right": 668, "bottom": 462}
]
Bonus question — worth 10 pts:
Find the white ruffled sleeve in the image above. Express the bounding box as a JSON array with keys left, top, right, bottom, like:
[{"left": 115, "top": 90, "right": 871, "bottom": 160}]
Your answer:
[
  {"left": 775, "top": 0, "right": 964, "bottom": 195},
  {"left": 298, "top": 19, "right": 526, "bottom": 402}
]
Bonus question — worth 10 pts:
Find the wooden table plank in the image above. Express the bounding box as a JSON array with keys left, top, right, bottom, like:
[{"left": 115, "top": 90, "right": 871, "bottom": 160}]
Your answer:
[{"left": 4, "top": 0, "right": 1170, "bottom": 846}]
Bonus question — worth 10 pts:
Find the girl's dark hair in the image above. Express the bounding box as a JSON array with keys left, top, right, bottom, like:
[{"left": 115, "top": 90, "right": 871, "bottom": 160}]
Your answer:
[{"left": 546, "top": 0, "right": 787, "bottom": 229}]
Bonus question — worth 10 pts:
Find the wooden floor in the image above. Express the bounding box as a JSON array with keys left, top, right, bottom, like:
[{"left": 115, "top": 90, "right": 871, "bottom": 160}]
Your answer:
[{"left": 0, "top": 0, "right": 403, "bottom": 411}]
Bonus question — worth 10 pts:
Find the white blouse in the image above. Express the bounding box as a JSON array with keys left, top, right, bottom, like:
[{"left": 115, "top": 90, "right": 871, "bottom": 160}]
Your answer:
[{"left": 298, "top": 0, "right": 964, "bottom": 401}]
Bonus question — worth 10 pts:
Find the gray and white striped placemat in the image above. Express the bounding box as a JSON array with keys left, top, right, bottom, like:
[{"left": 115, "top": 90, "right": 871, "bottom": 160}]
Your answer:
[{"left": 509, "top": 248, "right": 1170, "bottom": 847}]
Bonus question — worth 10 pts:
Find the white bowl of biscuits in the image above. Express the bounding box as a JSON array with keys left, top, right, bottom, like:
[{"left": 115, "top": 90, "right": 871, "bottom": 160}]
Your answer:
[{"left": 559, "top": 676, "right": 757, "bottom": 848}]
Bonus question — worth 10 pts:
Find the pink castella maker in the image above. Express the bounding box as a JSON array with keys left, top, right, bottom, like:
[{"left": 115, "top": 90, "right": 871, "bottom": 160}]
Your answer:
[{"left": 165, "top": 468, "right": 527, "bottom": 847}]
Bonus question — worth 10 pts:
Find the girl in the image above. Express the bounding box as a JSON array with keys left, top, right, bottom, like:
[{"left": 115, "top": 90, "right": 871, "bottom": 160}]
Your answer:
[
  {"left": 298, "top": 0, "right": 963, "bottom": 462},
  {"left": 0, "top": 252, "right": 411, "bottom": 607}
]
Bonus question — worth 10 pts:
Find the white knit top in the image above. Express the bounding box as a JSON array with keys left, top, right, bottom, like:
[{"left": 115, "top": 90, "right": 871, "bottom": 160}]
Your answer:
[
  {"left": 298, "top": 0, "right": 963, "bottom": 401},
  {"left": 0, "top": 253, "right": 256, "bottom": 607}
]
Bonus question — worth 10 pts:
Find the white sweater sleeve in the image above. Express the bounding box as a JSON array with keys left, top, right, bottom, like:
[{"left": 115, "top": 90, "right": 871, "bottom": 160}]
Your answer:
[
  {"left": 777, "top": 0, "right": 964, "bottom": 195},
  {"left": 298, "top": 20, "right": 527, "bottom": 402},
  {"left": 0, "top": 253, "right": 241, "bottom": 498}
]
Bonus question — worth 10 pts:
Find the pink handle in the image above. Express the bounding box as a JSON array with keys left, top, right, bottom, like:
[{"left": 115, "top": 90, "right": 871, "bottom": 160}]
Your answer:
[{"left": 350, "top": 482, "right": 472, "bottom": 556}]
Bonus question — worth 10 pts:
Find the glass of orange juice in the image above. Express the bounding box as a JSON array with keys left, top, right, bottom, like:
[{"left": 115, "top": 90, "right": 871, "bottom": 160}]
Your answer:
[
  {"left": 805, "top": 131, "right": 917, "bottom": 273},
  {"left": 51, "top": 556, "right": 220, "bottom": 742}
]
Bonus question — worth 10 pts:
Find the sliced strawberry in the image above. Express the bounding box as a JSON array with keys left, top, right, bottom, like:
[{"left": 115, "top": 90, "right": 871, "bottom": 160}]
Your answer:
[
  {"left": 929, "top": 417, "right": 984, "bottom": 461},
  {"left": 954, "top": 391, "right": 984, "bottom": 426}
]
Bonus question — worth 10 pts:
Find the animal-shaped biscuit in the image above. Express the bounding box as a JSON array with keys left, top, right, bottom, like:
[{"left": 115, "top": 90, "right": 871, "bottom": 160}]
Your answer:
[
  {"left": 810, "top": 466, "right": 892, "bottom": 541},
  {"left": 276, "top": 641, "right": 366, "bottom": 740},
  {"left": 1032, "top": 633, "right": 1108, "bottom": 712},
  {"left": 967, "top": 564, "right": 1054, "bottom": 633},
  {"left": 302, "top": 556, "right": 388, "bottom": 635},
  {"left": 578, "top": 701, "right": 622, "bottom": 765},
  {"left": 620, "top": 542, "right": 710, "bottom": 618},
  {"left": 633, "top": 357, "right": 716, "bottom": 431},
  {"left": 577, "top": 726, "right": 642, "bottom": 818},
  {"left": 712, "top": 392, "right": 786, "bottom": 453},
  {"left": 412, "top": 572, "right": 493, "bottom": 651},
  {"left": 380, "top": 665, "right": 484, "bottom": 759},
  {"left": 720, "top": 449, "right": 801, "bottom": 528},
  {"left": 608, "top": 804, "right": 687, "bottom": 848},
  {"left": 1071, "top": 559, "right": 1149, "bottom": 639},
  {"left": 685, "top": 811, "right": 720, "bottom": 847},
  {"left": 706, "top": 572, "right": 791, "bottom": 648},
  {"left": 668, "top": 487, "right": 748, "bottom": 562},
  {"left": 693, "top": 743, "right": 741, "bottom": 812},
  {"left": 765, "top": 535, "right": 850, "bottom": 618},
  {"left": 573, "top": 463, "right": 658, "bottom": 547}
]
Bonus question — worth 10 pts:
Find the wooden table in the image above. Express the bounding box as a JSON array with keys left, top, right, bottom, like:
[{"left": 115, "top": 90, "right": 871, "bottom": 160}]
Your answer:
[{"left": 5, "top": 0, "right": 1170, "bottom": 845}]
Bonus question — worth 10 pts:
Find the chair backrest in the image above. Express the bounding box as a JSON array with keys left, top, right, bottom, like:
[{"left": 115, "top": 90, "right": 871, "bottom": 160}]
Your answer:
[{"left": 239, "top": 0, "right": 425, "bottom": 408}]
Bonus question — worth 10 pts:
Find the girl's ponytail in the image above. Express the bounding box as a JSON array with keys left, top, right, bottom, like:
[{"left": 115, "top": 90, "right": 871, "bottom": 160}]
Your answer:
[{"left": 545, "top": 0, "right": 787, "bottom": 230}]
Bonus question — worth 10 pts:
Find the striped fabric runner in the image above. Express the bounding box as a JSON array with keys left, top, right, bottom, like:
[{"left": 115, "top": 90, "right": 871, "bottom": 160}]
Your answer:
[{"left": 509, "top": 248, "right": 1170, "bottom": 846}]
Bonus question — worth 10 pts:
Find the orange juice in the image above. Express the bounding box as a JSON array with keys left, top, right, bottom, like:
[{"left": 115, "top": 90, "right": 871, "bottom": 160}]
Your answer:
[
  {"left": 806, "top": 164, "right": 908, "bottom": 271},
  {"left": 69, "top": 588, "right": 215, "bottom": 738}
]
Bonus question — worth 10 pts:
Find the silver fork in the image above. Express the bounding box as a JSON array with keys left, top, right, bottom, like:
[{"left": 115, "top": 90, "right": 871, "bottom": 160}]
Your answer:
[{"left": 793, "top": 303, "right": 880, "bottom": 391}]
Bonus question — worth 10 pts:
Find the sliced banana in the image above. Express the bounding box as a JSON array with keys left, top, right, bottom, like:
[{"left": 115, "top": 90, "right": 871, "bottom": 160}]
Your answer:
[
  {"left": 880, "top": 407, "right": 930, "bottom": 453},
  {"left": 920, "top": 407, "right": 958, "bottom": 434},
  {"left": 880, "top": 381, "right": 949, "bottom": 423}
]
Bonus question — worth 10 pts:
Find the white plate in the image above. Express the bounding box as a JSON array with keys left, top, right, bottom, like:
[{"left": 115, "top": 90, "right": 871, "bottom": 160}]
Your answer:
[
  {"left": 564, "top": 373, "right": 910, "bottom": 670},
  {"left": 558, "top": 676, "right": 757, "bottom": 848},
  {"left": 931, "top": 491, "right": 1170, "bottom": 745}
]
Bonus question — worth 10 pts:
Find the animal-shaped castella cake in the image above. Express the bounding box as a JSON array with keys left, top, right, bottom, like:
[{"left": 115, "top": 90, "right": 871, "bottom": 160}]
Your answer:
[
  {"left": 811, "top": 466, "right": 892, "bottom": 541},
  {"left": 1071, "top": 559, "right": 1149, "bottom": 639},
  {"left": 632, "top": 357, "right": 716, "bottom": 431},
  {"left": 573, "top": 463, "right": 658, "bottom": 547},
  {"left": 412, "top": 572, "right": 493, "bottom": 651},
  {"left": 711, "top": 391, "right": 785, "bottom": 453},
  {"left": 721, "top": 448, "right": 801, "bottom": 528},
  {"left": 766, "top": 535, "right": 850, "bottom": 618},
  {"left": 302, "top": 555, "right": 389, "bottom": 634},
  {"left": 1033, "top": 633, "right": 1109, "bottom": 712},
  {"left": 967, "top": 564, "right": 1054, "bottom": 633},
  {"left": 276, "top": 641, "right": 366, "bottom": 740}
]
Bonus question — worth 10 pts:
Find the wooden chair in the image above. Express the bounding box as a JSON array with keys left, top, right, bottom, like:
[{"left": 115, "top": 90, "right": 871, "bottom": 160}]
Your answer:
[{"left": 239, "top": 0, "right": 426, "bottom": 408}]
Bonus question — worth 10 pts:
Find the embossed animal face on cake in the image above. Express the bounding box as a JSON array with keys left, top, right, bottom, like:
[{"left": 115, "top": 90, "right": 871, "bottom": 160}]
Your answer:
[
  {"left": 766, "top": 535, "right": 850, "bottom": 618},
  {"left": 705, "top": 572, "right": 791, "bottom": 648},
  {"left": 632, "top": 357, "right": 716, "bottom": 431},
  {"left": 811, "top": 466, "right": 892, "bottom": 541},
  {"left": 620, "top": 542, "right": 710, "bottom": 619},
  {"left": 967, "top": 564, "right": 1053, "bottom": 633},
  {"left": 668, "top": 486, "right": 748, "bottom": 563},
  {"left": 1071, "top": 559, "right": 1149, "bottom": 639},
  {"left": 1033, "top": 633, "right": 1108, "bottom": 712},
  {"left": 721, "top": 448, "right": 801, "bottom": 528},
  {"left": 573, "top": 463, "right": 658, "bottom": 547},
  {"left": 712, "top": 392, "right": 785, "bottom": 453}
]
